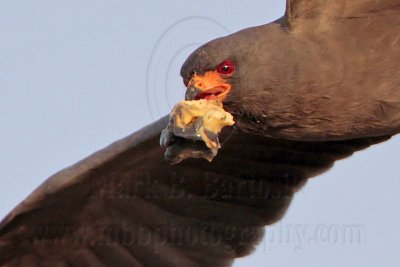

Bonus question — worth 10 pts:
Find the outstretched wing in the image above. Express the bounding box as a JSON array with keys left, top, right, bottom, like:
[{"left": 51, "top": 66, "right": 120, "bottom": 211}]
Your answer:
[
  {"left": 0, "top": 116, "right": 389, "bottom": 267},
  {"left": 284, "top": 0, "right": 400, "bottom": 28}
]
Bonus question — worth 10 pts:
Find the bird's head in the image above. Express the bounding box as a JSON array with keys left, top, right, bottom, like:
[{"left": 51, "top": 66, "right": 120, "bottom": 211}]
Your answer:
[
  {"left": 180, "top": 34, "right": 250, "bottom": 105},
  {"left": 179, "top": 24, "right": 283, "bottom": 132}
]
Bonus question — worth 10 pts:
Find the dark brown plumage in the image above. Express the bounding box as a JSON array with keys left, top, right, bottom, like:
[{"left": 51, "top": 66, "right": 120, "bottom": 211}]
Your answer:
[
  {"left": 1, "top": 0, "right": 400, "bottom": 266},
  {"left": 181, "top": 0, "right": 400, "bottom": 141}
]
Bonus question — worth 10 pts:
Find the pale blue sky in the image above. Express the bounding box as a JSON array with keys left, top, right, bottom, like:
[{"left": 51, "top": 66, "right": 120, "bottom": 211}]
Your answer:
[{"left": 1, "top": 1, "right": 399, "bottom": 266}]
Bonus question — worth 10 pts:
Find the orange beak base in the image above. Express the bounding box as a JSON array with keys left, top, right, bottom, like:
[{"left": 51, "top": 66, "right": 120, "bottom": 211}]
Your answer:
[{"left": 185, "top": 71, "right": 232, "bottom": 101}]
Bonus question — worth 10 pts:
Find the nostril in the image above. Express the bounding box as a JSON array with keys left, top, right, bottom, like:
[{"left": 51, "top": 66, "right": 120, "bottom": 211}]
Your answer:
[{"left": 196, "top": 82, "right": 204, "bottom": 88}]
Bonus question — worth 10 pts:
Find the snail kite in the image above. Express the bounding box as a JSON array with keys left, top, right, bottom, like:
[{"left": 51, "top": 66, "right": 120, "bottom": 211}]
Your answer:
[{"left": 1, "top": 0, "right": 400, "bottom": 266}]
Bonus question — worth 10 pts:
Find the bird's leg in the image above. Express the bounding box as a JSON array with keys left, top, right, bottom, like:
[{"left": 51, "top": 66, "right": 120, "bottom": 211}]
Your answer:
[{"left": 160, "top": 99, "right": 234, "bottom": 164}]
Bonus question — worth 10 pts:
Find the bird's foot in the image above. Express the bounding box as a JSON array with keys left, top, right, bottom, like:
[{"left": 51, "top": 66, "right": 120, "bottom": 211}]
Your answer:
[{"left": 160, "top": 99, "right": 234, "bottom": 164}]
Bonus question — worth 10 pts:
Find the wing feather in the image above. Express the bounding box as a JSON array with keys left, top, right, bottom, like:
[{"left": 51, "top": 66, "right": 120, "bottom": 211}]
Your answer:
[
  {"left": 285, "top": 0, "right": 400, "bottom": 28},
  {"left": 0, "top": 116, "right": 389, "bottom": 266}
]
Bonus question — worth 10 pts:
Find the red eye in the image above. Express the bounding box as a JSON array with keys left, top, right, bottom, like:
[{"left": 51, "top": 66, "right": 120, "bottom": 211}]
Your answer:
[{"left": 217, "top": 60, "right": 235, "bottom": 75}]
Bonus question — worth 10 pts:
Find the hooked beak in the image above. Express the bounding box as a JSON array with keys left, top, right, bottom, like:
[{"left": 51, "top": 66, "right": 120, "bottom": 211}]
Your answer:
[{"left": 185, "top": 71, "right": 232, "bottom": 101}]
